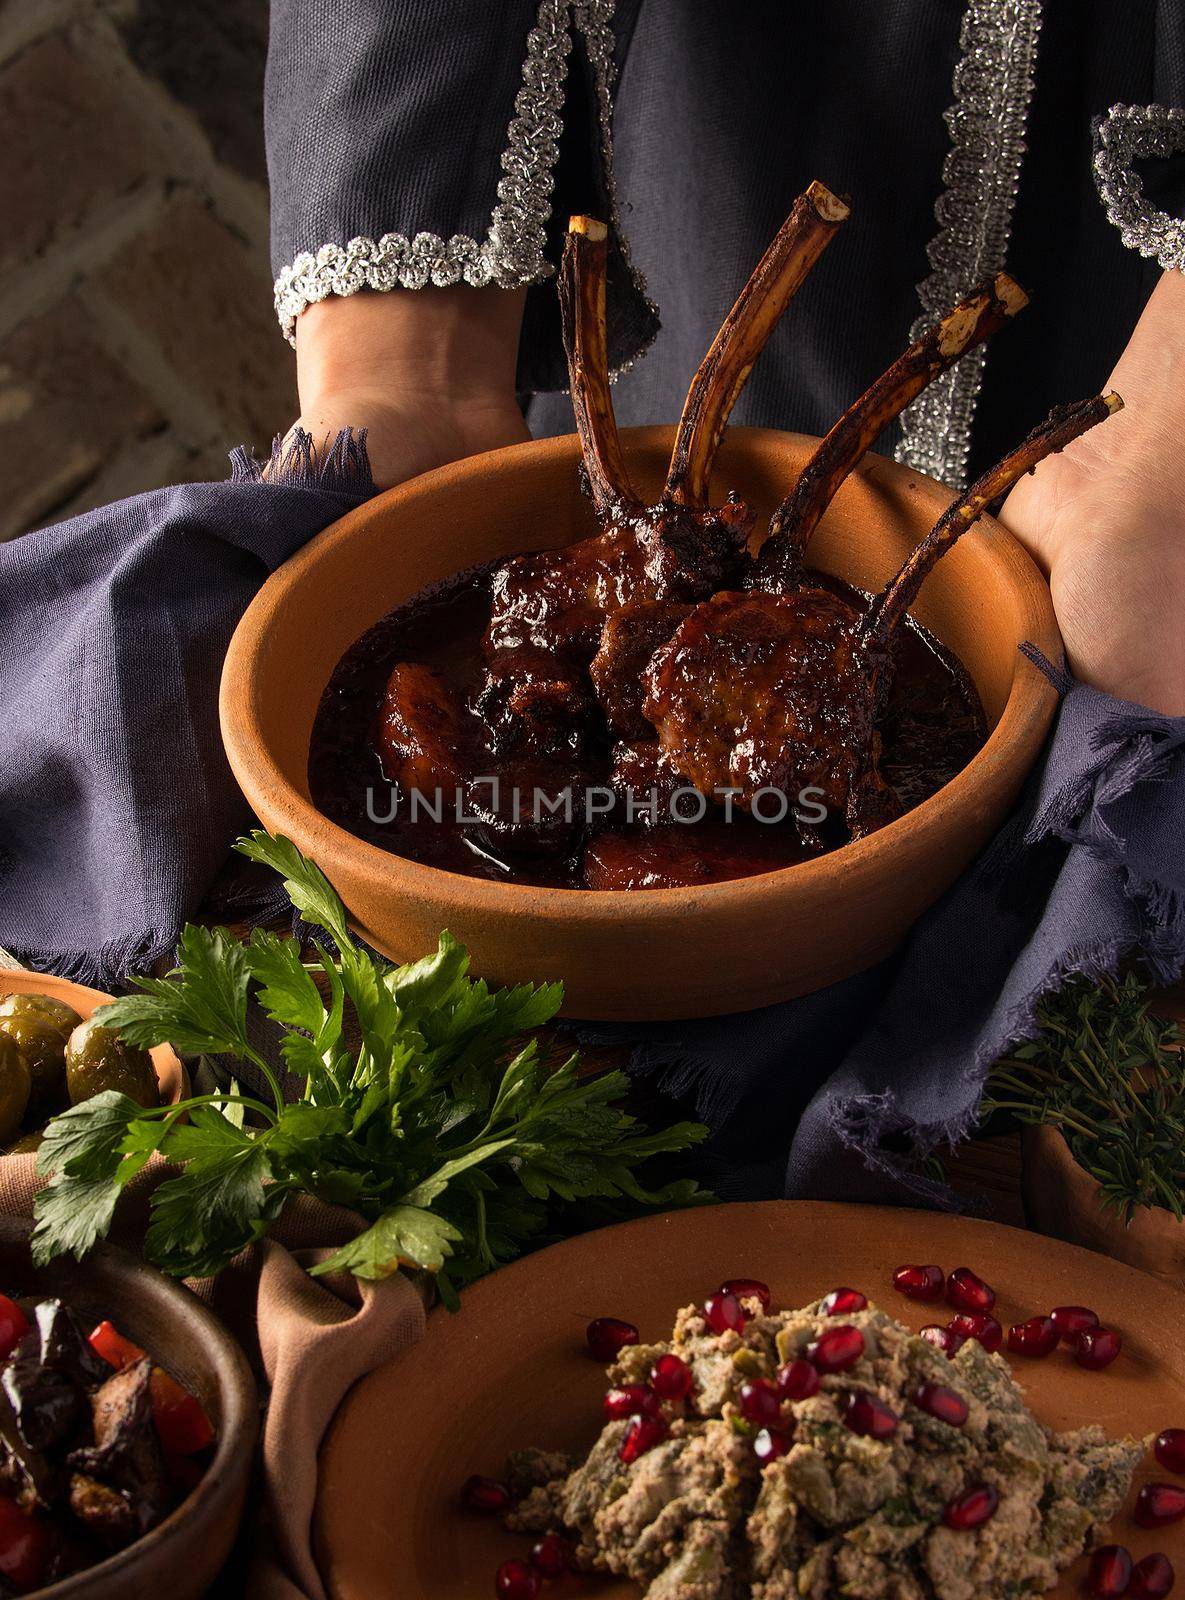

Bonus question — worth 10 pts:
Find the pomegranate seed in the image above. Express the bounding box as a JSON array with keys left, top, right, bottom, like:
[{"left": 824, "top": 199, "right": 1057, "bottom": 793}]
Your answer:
[
  {"left": 1135, "top": 1483, "right": 1185, "bottom": 1529},
  {"left": 1007, "top": 1316, "right": 1059, "bottom": 1358},
  {"left": 1155, "top": 1428, "right": 1185, "bottom": 1475},
  {"left": 1050, "top": 1304, "right": 1099, "bottom": 1343},
  {"left": 942, "top": 1482, "right": 999, "bottom": 1530},
  {"left": 586, "top": 1317, "right": 639, "bottom": 1363},
  {"left": 0, "top": 1296, "right": 29, "bottom": 1363},
  {"left": 920, "top": 1324, "right": 965, "bottom": 1357},
  {"left": 912, "top": 1382, "right": 969, "bottom": 1428},
  {"left": 843, "top": 1390, "right": 898, "bottom": 1439},
  {"left": 619, "top": 1413, "right": 668, "bottom": 1464},
  {"left": 807, "top": 1324, "right": 865, "bottom": 1373},
  {"left": 529, "top": 1534, "right": 570, "bottom": 1579},
  {"left": 948, "top": 1313, "right": 1003, "bottom": 1353},
  {"left": 721, "top": 1278, "right": 772, "bottom": 1311},
  {"left": 495, "top": 1560, "right": 541, "bottom": 1600},
  {"left": 1088, "top": 1546, "right": 1134, "bottom": 1597},
  {"left": 703, "top": 1293, "right": 746, "bottom": 1336},
  {"left": 776, "top": 1359, "right": 820, "bottom": 1401},
  {"left": 1076, "top": 1326, "right": 1123, "bottom": 1370},
  {"left": 893, "top": 1263, "right": 945, "bottom": 1302},
  {"left": 753, "top": 1427, "right": 790, "bottom": 1465},
  {"left": 460, "top": 1475, "right": 511, "bottom": 1515},
  {"left": 820, "top": 1287, "right": 867, "bottom": 1316},
  {"left": 650, "top": 1353, "right": 693, "bottom": 1401},
  {"left": 1131, "top": 1554, "right": 1176, "bottom": 1597},
  {"left": 738, "top": 1379, "right": 782, "bottom": 1427},
  {"left": 946, "top": 1267, "right": 996, "bottom": 1314},
  {"left": 603, "top": 1384, "right": 661, "bottom": 1421}
]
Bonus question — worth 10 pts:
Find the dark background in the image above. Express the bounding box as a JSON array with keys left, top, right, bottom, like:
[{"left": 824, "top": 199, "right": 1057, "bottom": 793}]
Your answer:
[{"left": 0, "top": 0, "right": 294, "bottom": 541}]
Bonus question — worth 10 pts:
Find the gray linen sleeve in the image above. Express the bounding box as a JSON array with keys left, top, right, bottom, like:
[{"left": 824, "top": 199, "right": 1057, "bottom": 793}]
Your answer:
[{"left": 265, "top": 0, "right": 657, "bottom": 389}]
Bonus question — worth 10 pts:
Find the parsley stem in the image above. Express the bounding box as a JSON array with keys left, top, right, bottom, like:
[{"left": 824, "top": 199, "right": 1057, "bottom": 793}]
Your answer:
[
  {"left": 243, "top": 1047, "right": 287, "bottom": 1116},
  {"left": 135, "top": 1093, "right": 279, "bottom": 1126}
]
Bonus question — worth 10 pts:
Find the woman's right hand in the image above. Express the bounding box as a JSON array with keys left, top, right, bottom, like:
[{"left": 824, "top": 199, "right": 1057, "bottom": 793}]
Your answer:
[{"left": 286, "top": 284, "right": 531, "bottom": 489}]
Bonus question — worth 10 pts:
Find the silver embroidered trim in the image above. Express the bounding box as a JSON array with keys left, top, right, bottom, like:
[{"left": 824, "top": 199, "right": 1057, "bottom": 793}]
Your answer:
[
  {"left": 895, "top": 0, "right": 1043, "bottom": 488},
  {"left": 1094, "top": 103, "right": 1185, "bottom": 273},
  {"left": 273, "top": 0, "right": 656, "bottom": 361}
]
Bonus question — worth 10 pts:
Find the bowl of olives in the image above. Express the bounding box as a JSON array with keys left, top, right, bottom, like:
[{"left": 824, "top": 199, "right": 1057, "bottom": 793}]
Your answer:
[{"left": 0, "top": 976, "right": 186, "bottom": 1156}]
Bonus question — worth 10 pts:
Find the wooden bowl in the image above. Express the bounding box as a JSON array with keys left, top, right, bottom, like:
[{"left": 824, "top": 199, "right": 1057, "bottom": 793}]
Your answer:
[
  {"left": 220, "top": 427, "right": 1061, "bottom": 1019},
  {"left": 0, "top": 1215, "right": 257, "bottom": 1599},
  {"left": 0, "top": 972, "right": 187, "bottom": 1111},
  {"left": 314, "top": 1200, "right": 1185, "bottom": 1599}
]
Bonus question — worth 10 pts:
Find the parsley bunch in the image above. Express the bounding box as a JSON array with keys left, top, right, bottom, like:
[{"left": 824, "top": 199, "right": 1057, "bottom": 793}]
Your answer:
[{"left": 32, "top": 833, "right": 710, "bottom": 1303}]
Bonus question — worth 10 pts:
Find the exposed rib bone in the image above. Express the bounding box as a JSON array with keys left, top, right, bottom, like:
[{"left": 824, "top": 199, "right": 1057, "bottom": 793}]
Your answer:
[
  {"left": 663, "top": 181, "right": 850, "bottom": 510},
  {"left": 757, "top": 273, "right": 1029, "bottom": 581},
  {"left": 863, "top": 391, "right": 1124, "bottom": 652},
  {"left": 559, "top": 216, "right": 639, "bottom": 514}
]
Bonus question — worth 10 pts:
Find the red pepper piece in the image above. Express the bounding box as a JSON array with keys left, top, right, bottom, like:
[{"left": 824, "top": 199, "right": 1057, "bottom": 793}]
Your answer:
[
  {"left": 88, "top": 1319, "right": 146, "bottom": 1371},
  {"left": 150, "top": 1368, "right": 215, "bottom": 1456}
]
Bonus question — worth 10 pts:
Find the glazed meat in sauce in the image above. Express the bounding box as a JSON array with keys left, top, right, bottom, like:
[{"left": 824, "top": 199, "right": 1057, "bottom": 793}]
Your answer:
[{"left": 309, "top": 182, "right": 1122, "bottom": 891}]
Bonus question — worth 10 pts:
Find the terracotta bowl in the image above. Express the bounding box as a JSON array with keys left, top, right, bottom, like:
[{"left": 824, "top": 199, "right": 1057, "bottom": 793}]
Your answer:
[
  {"left": 220, "top": 426, "right": 1061, "bottom": 1019},
  {"left": 1021, "top": 1124, "right": 1185, "bottom": 1289},
  {"left": 0, "top": 971, "right": 187, "bottom": 1112},
  {"left": 0, "top": 1215, "right": 257, "bottom": 1600}
]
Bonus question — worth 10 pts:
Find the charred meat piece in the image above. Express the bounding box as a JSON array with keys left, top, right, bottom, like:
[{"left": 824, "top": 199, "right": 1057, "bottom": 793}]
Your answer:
[
  {"left": 607, "top": 741, "right": 689, "bottom": 824},
  {"left": 67, "top": 1357, "right": 170, "bottom": 1543},
  {"left": 461, "top": 758, "right": 593, "bottom": 859},
  {"left": 589, "top": 600, "right": 695, "bottom": 739},
  {"left": 647, "top": 395, "right": 1123, "bottom": 838},
  {"left": 376, "top": 662, "right": 487, "bottom": 798},
  {"left": 481, "top": 190, "right": 848, "bottom": 756},
  {"left": 643, "top": 586, "right": 875, "bottom": 824}
]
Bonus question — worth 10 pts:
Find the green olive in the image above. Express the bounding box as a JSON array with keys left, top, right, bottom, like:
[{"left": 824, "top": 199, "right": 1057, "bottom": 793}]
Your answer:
[
  {"left": 0, "top": 994, "right": 81, "bottom": 1115},
  {"left": 0, "top": 1036, "right": 31, "bottom": 1144},
  {"left": 65, "top": 1019, "right": 159, "bottom": 1110},
  {"left": 4, "top": 1130, "right": 43, "bottom": 1156}
]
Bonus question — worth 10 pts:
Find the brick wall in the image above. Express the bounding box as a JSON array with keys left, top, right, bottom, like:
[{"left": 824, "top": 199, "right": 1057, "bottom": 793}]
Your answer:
[{"left": 0, "top": 0, "right": 295, "bottom": 541}]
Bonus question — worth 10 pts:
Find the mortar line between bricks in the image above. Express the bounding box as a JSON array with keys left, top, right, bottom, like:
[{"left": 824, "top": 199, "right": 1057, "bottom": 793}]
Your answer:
[
  {"left": 76, "top": 12, "right": 272, "bottom": 256},
  {"left": 0, "top": 184, "right": 175, "bottom": 346},
  {"left": 0, "top": 0, "right": 87, "bottom": 72},
  {"left": 78, "top": 280, "right": 231, "bottom": 448}
]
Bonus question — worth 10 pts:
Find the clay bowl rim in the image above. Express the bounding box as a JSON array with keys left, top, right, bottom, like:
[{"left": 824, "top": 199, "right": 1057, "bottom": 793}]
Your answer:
[
  {"left": 0, "top": 1214, "right": 258, "bottom": 1600},
  {"left": 0, "top": 971, "right": 188, "bottom": 1109},
  {"left": 220, "top": 425, "right": 1061, "bottom": 921}
]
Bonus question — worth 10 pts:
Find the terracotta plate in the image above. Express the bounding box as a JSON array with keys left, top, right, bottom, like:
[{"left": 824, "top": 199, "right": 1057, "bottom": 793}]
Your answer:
[
  {"left": 316, "top": 1201, "right": 1185, "bottom": 1598},
  {"left": 0, "top": 970, "right": 187, "bottom": 1108}
]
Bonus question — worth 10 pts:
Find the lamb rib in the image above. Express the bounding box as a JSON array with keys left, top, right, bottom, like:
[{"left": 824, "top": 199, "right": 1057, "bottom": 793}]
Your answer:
[
  {"left": 754, "top": 272, "right": 1029, "bottom": 588},
  {"left": 664, "top": 181, "right": 850, "bottom": 509}
]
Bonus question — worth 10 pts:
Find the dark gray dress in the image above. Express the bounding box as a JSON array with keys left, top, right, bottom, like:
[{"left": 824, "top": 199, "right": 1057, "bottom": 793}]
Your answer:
[{"left": 266, "top": 0, "right": 1185, "bottom": 486}]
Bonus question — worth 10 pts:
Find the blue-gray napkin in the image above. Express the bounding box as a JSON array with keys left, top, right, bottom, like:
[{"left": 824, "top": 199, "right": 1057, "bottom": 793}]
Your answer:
[{"left": 0, "top": 433, "right": 373, "bottom": 985}]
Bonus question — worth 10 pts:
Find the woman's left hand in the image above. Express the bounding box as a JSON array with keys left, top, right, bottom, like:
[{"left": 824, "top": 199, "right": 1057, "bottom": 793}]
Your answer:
[{"left": 1000, "top": 268, "right": 1185, "bottom": 716}]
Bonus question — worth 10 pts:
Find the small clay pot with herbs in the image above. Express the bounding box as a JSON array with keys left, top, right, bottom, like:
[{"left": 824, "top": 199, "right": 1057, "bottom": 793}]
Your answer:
[{"left": 985, "top": 972, "right": 1185, "bottom": 1285}]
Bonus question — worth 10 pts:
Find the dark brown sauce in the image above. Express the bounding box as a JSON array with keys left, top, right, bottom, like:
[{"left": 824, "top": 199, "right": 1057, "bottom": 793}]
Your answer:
[{"left": 308, "top": 565, "right": 986, "bottom": 890}]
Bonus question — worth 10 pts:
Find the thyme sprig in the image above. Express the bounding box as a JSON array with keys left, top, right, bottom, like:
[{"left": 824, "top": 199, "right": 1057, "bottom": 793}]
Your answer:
[{"left": 982, "top": 972, "right": 1185, "bottom": 1222}]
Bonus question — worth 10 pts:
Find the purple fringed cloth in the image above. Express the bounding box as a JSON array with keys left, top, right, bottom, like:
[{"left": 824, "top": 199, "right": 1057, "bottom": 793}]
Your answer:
[
  {"left": 2, "top": 439, "right": 1183, "bottom": 1202},
  {"left": 0, "top": 434, "right": 373, "bottom": 987},
  {"left": 600, "top": 659, "right": 1185, "bottom": 1205}
]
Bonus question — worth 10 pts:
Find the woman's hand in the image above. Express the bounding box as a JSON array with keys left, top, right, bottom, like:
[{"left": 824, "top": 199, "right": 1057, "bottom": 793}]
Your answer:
[
  {"left": 1000, "top": 269, "right": 1185, "bottom": 716},
  {"left": 287, "top": 284, "right": 531, "bottom": 488}
]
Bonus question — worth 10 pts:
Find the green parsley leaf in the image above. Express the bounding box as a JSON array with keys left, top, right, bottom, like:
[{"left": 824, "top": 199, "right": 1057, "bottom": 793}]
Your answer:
[
  {"left": 32, "top": 1176, "right": 124, "bottom": 1266},
  {"left": 310, "top": 1204, "right": 462, "bottom": 1279},
  {"left": 96, "top": 925, "right": 252, "bottom": 1056}
]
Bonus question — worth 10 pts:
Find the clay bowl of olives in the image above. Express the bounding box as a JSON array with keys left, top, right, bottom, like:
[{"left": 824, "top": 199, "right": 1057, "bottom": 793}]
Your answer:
[{"left": 0, "top": 975, "right": 186, "bottom": 1156}]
